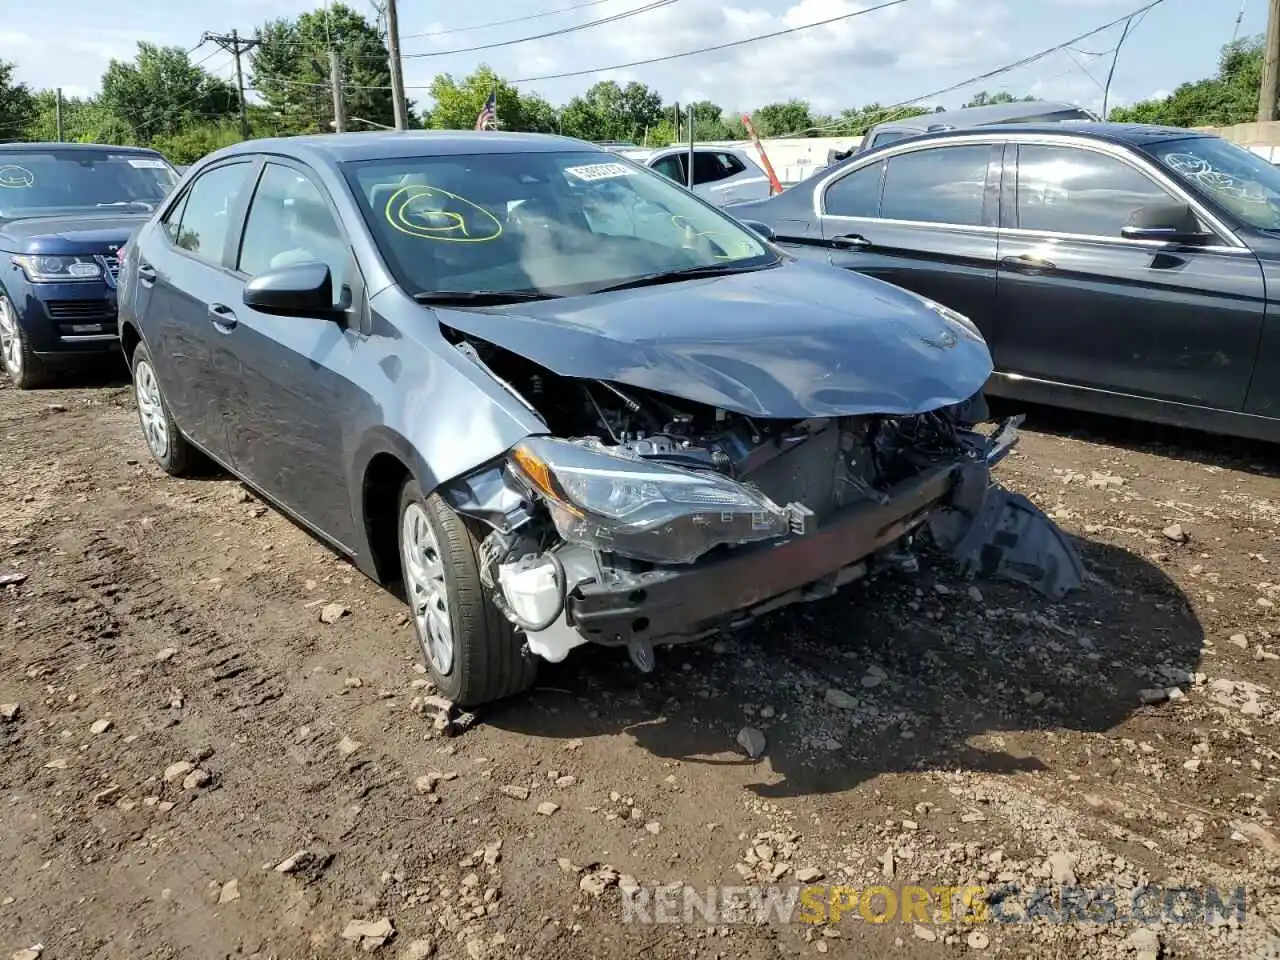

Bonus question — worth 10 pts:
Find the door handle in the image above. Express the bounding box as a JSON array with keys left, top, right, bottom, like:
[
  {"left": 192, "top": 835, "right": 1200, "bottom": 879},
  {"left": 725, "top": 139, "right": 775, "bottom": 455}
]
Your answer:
[
  {"left": 831, "top": 233, "right": 871, "bottom": 249},
  {"left": 137, "top": 262, "right": 156, "bottom": 287},
  {"left": 1000, "top": 254, "right": 1056, "bottom": 272},
  {"left": 209, "top": 303, "right": 238, "bottom": 332}
]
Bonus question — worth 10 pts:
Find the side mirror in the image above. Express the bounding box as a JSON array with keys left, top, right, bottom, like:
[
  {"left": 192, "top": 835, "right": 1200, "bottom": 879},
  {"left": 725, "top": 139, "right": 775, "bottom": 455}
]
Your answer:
[
  {"left": 739, "top": 219, "right": 776, "bottom": 242},
  {"left": 243, "top": 261, "right": 338, "bottom": 316},
  {"left": 1121, "top": 202, "right": 1214, "bottom": 245}
]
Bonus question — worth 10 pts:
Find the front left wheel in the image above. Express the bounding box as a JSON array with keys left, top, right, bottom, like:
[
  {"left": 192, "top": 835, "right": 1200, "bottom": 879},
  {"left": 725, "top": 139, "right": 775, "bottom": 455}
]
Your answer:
[
  {"left": 0, "top": 294, "right": 48, "bottom": 389},
  {"left": 397, "top": 477, "right": 537, "bottom": 708},
  {"left": 131, "top": 342, "right": 198, "bottom": 476}
]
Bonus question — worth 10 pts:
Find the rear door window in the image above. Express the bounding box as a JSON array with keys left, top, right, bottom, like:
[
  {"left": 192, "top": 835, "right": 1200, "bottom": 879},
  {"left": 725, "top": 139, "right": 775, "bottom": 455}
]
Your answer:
[
  {"left": 650, "top": 155, "right": 686, "bottom": 184},
  {"left": 880, "top": 145, "right": 991, "bottom": 226}
]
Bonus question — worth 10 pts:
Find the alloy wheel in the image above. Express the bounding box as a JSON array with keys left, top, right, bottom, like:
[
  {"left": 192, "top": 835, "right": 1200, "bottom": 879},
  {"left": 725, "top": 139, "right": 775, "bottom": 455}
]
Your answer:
[
  {"left": 133, "top": 358, "right": 170, "bottom": 461},
  {"left": 400, "top": 502, "right": 454, "bottom": 675},
  {"left": 0, "top": 296, "right": 22, "bottom": 379}
]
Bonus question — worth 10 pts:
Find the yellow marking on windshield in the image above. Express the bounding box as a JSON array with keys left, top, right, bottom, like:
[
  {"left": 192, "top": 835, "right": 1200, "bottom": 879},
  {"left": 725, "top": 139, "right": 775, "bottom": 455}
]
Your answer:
[
  {"left": 383, "top": 185, "right": 502, "bottom": 242},
  {"left": 0, "top": 165, "right": 35, "bottom": 188}
]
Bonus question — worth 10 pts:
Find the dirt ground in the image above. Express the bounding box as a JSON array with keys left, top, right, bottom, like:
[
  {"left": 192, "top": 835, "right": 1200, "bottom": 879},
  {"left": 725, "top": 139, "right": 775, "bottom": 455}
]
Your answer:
[{"left": 2, "top": 368, "right": 1279, "bottom": 960}]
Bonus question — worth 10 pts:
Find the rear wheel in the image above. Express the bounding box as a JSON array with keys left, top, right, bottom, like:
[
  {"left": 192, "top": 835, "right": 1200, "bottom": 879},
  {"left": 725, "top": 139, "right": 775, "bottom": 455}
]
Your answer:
[
  {"left": 131, "top": 342, "right": 197, "bottom": 476},
  {"left": 0, "top": 293, "right": 48, "bottom": 389},
  {"left": 397, "top": 478, "right": 537, "bottom": 707}
]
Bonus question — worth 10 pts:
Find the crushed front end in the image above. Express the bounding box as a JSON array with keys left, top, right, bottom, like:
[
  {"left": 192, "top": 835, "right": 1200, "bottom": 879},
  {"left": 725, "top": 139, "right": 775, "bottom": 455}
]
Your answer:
[{"left": 438, "top": 343, "right": 1084, "bottom": 671}]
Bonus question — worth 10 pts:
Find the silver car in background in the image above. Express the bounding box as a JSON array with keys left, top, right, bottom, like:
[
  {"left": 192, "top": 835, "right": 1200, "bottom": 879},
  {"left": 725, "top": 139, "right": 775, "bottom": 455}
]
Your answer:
[{"left": 614, "top": 145, "right": 774, "bottom": 206}]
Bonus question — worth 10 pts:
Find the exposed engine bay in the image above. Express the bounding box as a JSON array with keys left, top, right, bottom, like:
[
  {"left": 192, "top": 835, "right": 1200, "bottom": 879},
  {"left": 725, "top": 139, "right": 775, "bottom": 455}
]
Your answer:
[
  {"left": 441, "top": 335, "right": 1084, "bottom": 671},
  {"left": 457, "top": 336, "right": 989, "bottom": 511}
]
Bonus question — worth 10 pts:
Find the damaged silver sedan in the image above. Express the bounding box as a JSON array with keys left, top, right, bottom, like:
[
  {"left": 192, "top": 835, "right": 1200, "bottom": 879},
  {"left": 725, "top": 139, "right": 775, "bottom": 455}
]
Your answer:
[{"left": 116, "top": 130, "right": 1084, "bottom": 708}]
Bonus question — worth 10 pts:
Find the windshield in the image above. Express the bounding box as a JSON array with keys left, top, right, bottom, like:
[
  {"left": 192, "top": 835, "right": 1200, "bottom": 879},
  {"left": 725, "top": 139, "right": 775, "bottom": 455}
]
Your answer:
[
  {"left": 0, "top": 150, "right": 178, "bottom": 220},
  {"left": 1150, "top": 137, "right": 1280, "bottom": 231},
  {"left": 343, "top": 149, "right": 775, "bottom": 297}
]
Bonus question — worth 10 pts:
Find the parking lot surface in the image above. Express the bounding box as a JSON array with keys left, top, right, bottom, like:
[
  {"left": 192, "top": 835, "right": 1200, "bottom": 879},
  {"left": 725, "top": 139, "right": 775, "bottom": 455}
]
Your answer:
[{"left": 2, "top": 374, "right": 1279, "bottom": 960}]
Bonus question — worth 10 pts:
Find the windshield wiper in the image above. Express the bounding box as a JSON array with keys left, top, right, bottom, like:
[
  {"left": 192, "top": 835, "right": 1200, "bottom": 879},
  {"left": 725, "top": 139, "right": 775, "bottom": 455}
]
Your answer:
[
  {"left": 95, "top": 201, "right": 153, "bottom": 211},
  {"left": 413, "top": 290, "right": 560, "bottom": 306},
  {"left": 590, "top": 261, "right": 770, "bottom": 294}
]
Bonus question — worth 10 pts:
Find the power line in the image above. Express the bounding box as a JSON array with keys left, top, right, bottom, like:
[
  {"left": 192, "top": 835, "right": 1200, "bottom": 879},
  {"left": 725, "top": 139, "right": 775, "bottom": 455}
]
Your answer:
[
  {"left": 263, "top": 0, "right": 914, "bottom": 88},
  {"left": 770, "top": 0, "right": 1170, "bottom": 138},
  {"left": 399, "top": 0, "right": 619, "bottom": 40},
  {"left": 401, "top": 0, "right": 682, "bottom": 59},
  {"left": 507, "top": 0, "right": 915, "bottom": 83}
]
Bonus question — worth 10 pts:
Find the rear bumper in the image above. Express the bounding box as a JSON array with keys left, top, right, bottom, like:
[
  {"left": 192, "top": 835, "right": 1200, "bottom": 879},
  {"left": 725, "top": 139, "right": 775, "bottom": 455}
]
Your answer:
[{"left": 566, "top": 459, "right": 959, "bottom": 648}]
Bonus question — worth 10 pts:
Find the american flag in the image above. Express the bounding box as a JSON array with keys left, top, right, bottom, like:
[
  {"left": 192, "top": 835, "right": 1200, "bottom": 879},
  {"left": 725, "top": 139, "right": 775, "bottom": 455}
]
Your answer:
[{"left": 474, "top": 90, "right": 498, "bottom": 130}]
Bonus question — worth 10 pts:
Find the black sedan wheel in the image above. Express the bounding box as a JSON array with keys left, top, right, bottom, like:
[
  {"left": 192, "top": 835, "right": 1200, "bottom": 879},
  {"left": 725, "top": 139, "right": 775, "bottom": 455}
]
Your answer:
[
  {"left": 397, "top": 477, "right": 537, "bottom": 707},
  {"left": 0, "top": 294, "right": 47, "bottom": 389}
]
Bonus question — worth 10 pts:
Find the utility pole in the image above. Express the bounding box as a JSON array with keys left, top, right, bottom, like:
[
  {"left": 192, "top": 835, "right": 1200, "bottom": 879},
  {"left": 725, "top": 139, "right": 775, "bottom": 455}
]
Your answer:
[
  {"left": 330, "top": 50, "right": 348, "bottom": 133},
  {"left": 1260, "top": 0, "right": 1280, "bottom": 122},
  {"left": 384, "top": 0, "right": 408, "bottom": 129},
  {"left": 55, "top": 88, "right": 63, "bottom": 142},
  {"left": 203, "top": 30, "right": 260, "bottom": 140},
  {"left": 686, "top": 103, "right": 695, "bottom": 190}
]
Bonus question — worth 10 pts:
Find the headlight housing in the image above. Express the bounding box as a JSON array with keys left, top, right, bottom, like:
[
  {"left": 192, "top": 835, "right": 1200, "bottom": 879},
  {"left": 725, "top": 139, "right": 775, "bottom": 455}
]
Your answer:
[
  {"left": 915, "top": 293, "right": 984, "bottom": 344},
  {"left": 12, "top": 254, "right": 103, "bottom": 283},
  {"left": 508, "top": 436, "right": 793, "bottom": 564}
]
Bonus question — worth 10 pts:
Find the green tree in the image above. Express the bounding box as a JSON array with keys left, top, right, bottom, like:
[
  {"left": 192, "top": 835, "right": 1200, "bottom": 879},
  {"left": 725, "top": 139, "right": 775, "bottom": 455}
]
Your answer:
[
  {"left": 251, "top": 3, "right": 401, "bottom": 133},
  {"left": 0, "top": 60, "right": 38, "bottom": 140},
  {"left": 100, "top": 43, "right": 238, "bottom": 143},
  {"left": 1109, "top": 36, "right": 1262, "bottom": 125},
  {"left": 559, "top": 80, "right": 664, "bottom": 142},
  {"left": 962, "top": 91, "right": 1033, "bottom": 108},
  {"left": 751, "top": 99, "right": 814, "bottom": 137},
  {"left": 425, "top": 65, "right": 553, "bottom": 132}
]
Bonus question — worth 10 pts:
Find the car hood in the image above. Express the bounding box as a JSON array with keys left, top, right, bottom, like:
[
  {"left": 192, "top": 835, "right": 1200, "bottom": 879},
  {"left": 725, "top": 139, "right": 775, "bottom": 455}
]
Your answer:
[
  {"left": 0, "top": 213, "right": 148, "bottom": 255},
  {"left": 436, "top": 259, "right": 993, "bottom": 419}
]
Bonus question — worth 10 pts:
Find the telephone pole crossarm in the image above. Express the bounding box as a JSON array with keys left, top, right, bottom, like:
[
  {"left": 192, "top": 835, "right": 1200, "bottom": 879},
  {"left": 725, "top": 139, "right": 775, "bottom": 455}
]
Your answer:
[{"left": 203, "top": 30, "right": 261, "bottom": 140}]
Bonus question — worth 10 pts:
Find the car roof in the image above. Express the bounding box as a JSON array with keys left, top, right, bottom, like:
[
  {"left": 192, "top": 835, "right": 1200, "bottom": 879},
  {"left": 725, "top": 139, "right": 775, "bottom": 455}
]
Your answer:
[
  {"left": 862, "top": 121, "right": 1212, "bottom": 151},
  {"left": 0, "top": 141, "right": 164, "bottom": 154},
  {"left": 871, "top": 100, "right": 1093, "bottom": 134},
  {"left": 214, "top": 130, "right": 603, "bottom": 164}
]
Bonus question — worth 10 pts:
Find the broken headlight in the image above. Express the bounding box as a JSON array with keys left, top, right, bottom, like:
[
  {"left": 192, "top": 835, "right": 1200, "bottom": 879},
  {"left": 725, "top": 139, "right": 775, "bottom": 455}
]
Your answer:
[{"left": 508, "top": 436, "right": 792, "bottom": 564}]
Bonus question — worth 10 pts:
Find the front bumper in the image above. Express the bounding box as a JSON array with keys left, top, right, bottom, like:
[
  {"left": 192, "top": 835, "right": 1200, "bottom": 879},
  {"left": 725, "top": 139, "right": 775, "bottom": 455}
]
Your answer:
[
  {"left": 570, "top": 459, "right": 954, "bottom": 648},
  {"left": 506, "top": 415, "right": 1083, "bottom": 667},
  {"left": 5, "top": 272, "right": 120, "bottom": 358}
]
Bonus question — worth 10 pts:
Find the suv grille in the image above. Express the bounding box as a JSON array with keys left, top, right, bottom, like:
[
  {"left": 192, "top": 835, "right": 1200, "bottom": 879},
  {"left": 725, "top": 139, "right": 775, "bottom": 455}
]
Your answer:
[
  {"left": 45, "top": 299, "right": 116, "bottom": 338},
  {"left": 101, "top": 256, "right": 120, "bottom": 281}
]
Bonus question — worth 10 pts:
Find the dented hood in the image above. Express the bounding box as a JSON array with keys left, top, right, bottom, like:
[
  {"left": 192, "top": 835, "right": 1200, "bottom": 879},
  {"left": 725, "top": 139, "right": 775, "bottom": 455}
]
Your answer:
[{"left": 437, "top": 258, "right": 993, "bottom": 419}]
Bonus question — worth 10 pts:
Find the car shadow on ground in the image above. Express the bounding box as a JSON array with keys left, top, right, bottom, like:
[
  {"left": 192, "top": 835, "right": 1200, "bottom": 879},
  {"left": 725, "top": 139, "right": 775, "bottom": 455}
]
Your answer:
[
  {"left": 482, "top": 538, "right": 1203, "bottom": 800},
  {"left": 992, "top": 398, "right": 1280, "bottom": 480}
]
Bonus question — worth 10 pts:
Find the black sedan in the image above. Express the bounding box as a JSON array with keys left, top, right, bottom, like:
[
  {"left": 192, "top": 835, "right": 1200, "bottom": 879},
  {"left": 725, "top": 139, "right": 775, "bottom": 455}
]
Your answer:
[
  {"left": 116, "top": 131, "right": 1081, "bottom": 707},
  {"left": 730, "top": 123, "right": 1280, "bottom": 443}
]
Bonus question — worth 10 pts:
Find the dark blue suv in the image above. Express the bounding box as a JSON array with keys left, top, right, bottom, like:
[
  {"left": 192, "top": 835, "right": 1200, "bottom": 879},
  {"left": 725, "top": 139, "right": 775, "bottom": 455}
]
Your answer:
[{"left": 0, "top": 143, "right": 180, "bottom": 388}]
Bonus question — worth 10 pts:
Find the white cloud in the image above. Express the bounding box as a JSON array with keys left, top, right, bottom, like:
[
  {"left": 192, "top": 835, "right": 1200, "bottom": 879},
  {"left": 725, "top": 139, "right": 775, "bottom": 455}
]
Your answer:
[{"left": 486, "top": 0, "right": 1011, "bottom": 112}]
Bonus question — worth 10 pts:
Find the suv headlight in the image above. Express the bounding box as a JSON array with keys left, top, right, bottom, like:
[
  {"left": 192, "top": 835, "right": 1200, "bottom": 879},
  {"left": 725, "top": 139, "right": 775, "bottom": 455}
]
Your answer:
[
  {"left": 12, "top": 254, "right": 103, "bottom": 283},
  {"left": 915, "top": 293, "right": 984, "bottom": 344},
  {"left": 509, "top": 436, "right": 792, "bottom": 564}
]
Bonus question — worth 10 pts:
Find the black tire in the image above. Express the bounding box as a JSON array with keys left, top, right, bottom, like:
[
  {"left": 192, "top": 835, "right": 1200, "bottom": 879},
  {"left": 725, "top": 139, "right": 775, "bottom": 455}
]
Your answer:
[
  {"left": 397, "top": 477, "right": 537, "bottom": 707},
  {"left": 0, "top": 293, "right": 49, "bottom": 389},
  {"left": 130, "top": 342, "right": 198, "bottom": 477}
]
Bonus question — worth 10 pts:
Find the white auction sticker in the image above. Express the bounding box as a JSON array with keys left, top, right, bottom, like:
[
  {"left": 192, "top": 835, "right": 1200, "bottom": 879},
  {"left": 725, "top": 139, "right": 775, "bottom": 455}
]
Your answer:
[
  {"left": 126, "top": 158, "right": 168, "bottom": 169},
  {"left": 564, "top": 163, "right": 635, "bottom": 182}
]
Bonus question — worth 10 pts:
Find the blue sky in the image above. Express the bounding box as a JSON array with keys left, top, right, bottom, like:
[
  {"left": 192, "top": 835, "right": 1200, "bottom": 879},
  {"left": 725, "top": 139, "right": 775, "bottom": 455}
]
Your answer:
[{"left": 3, "top": 0, "right": 1265, "bottom": 116}]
